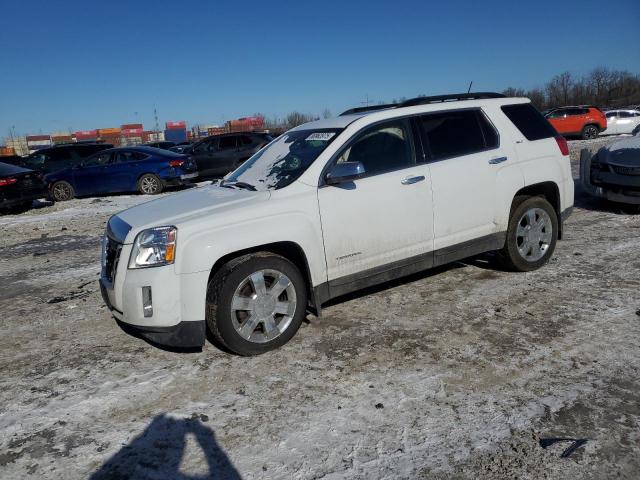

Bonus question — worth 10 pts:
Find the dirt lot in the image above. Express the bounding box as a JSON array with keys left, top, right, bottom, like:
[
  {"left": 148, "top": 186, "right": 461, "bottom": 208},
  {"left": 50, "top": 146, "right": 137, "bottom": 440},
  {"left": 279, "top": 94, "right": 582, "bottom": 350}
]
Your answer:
[{"left": 1, "top": 136, "right": 639, "bottom": 479}]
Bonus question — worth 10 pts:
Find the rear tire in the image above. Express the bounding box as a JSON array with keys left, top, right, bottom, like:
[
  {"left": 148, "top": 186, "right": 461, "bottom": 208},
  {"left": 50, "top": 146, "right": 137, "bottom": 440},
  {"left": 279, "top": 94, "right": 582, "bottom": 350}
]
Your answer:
[
  {"left": 206, "top": 253, "right": 308, "bottom": 356},
  {"left": 498, "top": 196, "right": 558, "bottom": 272},
  {"left": 581, "top": 124, "right": 599, "bottom": 140},
  {"left": 51, "top": 181, "right": 75, "bottom": 201},
  {"left": 137, "top": 174, "right": 164, "bottom": 195}
]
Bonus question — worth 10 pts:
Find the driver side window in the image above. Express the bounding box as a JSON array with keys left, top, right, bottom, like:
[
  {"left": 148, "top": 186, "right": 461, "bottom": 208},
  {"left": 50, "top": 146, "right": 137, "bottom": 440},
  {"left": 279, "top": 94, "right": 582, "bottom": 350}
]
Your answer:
[{"left": 336, "top": 121, "right": 413, "bottom": 176}]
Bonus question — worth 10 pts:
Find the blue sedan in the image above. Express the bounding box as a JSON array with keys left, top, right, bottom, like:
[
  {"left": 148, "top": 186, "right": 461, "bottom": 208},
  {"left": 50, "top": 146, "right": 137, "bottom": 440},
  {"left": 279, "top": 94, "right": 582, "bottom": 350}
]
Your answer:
[{"left": 46, "top": 146, "right": 198, "bottom": 201}]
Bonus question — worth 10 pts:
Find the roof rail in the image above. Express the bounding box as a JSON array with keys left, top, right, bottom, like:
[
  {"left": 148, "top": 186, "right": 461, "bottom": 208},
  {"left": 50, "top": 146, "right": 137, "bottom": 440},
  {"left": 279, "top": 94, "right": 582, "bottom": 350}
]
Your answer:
[
  {"left": 398, "top": 92, "right": 505, "bottom": 107},
  {"left": 340, "top": 103, "right": 398, "bottom": 116},
  {"left": 339, "top": 92, "right": 506, "bottom": 116}
]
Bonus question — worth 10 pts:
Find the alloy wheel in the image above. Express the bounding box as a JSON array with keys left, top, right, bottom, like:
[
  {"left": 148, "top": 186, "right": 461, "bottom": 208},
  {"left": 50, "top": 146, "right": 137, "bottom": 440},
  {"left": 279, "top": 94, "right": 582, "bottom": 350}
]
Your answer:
[
  {"left": 516, "top": 207, "right": 553, "bottom": 262},
  {"left": 230, "top": 269, "right": 297, "bottom": 344},
  {"left": 53, "top": 182, "right": 72, "bottom": 200},
  {"left": 140, "top": 176, "right": 159, "bottom": 194}
]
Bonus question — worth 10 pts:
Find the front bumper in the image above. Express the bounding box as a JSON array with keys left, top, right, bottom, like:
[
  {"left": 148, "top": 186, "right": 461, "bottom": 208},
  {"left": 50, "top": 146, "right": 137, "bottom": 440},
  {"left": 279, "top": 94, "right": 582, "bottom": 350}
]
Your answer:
[
  {"left": 579, "top": 149, "right": 640, "bottom": 205},
  {"left": 99, "top": 231, "right": 209, "bottom": 348},
  {"left": 100, "top": 277, "right": 206, "bottom": 348}
]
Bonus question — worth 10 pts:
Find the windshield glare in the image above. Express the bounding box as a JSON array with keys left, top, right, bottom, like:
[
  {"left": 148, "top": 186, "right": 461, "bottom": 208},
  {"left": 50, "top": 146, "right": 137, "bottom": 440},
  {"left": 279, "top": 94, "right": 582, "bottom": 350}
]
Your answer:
[{"left": 224, "top": 129, "right": 342, "bottom": 190}]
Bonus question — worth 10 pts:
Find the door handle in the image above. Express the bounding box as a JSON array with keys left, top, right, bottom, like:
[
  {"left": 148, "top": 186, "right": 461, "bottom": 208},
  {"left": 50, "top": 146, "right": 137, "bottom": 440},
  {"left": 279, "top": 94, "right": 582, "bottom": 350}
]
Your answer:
[
  {"left": 401, "top": 175, "right": 426, "bottom": 185},
  {"left": 488, "top": 156, "right": 507, "bottom": 165}
]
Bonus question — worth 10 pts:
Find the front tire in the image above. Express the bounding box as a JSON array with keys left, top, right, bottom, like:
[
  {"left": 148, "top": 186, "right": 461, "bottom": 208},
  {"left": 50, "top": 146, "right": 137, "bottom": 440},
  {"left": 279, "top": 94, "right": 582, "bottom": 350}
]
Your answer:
[
  {"left": 581, "top": 124, "right": 599, "bottom": 140},
  {"left": 137, "top": 174, "right": 164, "bottom": 195},
  {"left": 51, "top": 181, "right": 75, "bottom": 201},
  {"left": 206, "top": 253, "right": 308, "bottom": 356},
  {"left": 499, "top": 196, "right": 558, "bottom": 272}
]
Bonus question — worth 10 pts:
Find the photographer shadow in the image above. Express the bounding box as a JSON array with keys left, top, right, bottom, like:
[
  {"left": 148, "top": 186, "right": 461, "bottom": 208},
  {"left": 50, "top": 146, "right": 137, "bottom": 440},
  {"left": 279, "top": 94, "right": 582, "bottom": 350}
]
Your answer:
[{"left": 90, "top": 414, "right": 241, "bottom": 480}]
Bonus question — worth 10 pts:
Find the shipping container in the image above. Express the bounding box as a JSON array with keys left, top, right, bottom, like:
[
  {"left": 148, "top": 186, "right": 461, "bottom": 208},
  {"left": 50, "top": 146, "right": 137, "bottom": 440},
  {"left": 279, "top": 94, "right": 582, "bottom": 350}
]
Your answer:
[
  {"left": 26, "top": 134, "right": 51, "bottom": 142},
  {"left": 166, "top": 120, "right": 186, "bottom": 129},
  {"left": 99, "top": 127, "right": 121, "bottom": 135},
  {"left": 51, "top": 135, "right": 73, "bottom": 144},
  {"left": 121, "top": 123, "right": 143, "bottom": 130},
  {"left": 164, "top": 128, "right": 187, "bottom": 143},
  {"left": 0, "top": 146, "right": 17, "bottom": 156},
  {"left": 75, "top": 130, "right": 98, "bottom": 137},
  {"left": 121, "top": 128, "right": 144, "bottom": 136},
  {"left": 207, "top": 127, "right": 227, "bottom": 136}
]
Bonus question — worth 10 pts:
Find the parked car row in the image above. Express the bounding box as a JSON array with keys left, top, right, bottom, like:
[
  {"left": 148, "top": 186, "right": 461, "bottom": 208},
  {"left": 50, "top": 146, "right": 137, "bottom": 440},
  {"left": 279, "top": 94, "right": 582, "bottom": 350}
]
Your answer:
[
  {"left": 544, "top": 105, "right": 640, "bottom": 139},
  {"left": 0, "top": 132, "right": 277, "bottom": 211}
]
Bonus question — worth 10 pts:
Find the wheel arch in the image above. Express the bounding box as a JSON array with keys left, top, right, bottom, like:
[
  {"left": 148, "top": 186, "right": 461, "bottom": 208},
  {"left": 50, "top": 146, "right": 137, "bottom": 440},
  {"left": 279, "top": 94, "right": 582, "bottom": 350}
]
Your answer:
[
  {"left": 206, "top": 241, "right": 318, "bottom": 315},
  {"left": 513, "top": 181, "right": 563, "bottom": 239}
]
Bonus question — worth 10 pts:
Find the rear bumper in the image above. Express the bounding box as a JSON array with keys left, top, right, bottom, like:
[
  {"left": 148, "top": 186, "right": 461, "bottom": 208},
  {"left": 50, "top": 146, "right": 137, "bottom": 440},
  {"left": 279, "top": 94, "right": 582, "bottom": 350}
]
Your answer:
[{"left": 0, "top": 189, "right": 47, "bottom": 209}]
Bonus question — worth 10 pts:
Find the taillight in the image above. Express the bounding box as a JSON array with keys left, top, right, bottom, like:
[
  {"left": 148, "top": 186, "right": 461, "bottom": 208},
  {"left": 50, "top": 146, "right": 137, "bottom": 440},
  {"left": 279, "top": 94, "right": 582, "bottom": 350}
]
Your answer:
[
  {"left": 555, "top": 135, "right": 569, "bottom": 156},
  {"left": 0, "top": 178, "right": 18, "bottom": 187},
  {"left": 169, "top": 160, "right": 184, "bottom": 167}
]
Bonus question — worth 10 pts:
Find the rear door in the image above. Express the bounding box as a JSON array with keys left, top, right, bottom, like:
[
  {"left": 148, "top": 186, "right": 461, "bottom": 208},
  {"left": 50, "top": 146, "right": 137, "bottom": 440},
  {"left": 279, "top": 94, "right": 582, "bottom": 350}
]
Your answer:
[
  {"left": 109, "top": 150, "right": 148, "bottom": 192},
  {"left": 190, "top": 138, "right": 218, "bottom": 177},
  {"left": 215, "top": 135, "right": 240, "bottom": 174},
  {"left": 616, "top": 111, "right": 636, "bottom": 134},
  {"left": 605, "top": 111, "right": 619, "bottom": 134},
  {"left": 418, "top": 108, "right": 506, "bottom": 251}
]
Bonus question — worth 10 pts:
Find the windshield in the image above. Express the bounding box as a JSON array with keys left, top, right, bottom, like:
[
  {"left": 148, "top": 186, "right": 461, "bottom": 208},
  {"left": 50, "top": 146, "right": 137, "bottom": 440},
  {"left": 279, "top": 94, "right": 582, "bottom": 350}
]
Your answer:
[{"left": 224, "top": 129, "right": 342, "bottom": 190}]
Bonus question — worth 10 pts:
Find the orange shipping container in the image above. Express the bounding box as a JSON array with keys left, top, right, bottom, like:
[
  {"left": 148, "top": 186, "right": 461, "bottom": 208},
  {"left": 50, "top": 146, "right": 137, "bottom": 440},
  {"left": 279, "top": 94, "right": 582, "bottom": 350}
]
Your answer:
[
  {"left": 99, "top": 128, "right": 121, "bottom": 135},
  {"left": 0, "top": 146, "right": 17, "bottom": 156}
]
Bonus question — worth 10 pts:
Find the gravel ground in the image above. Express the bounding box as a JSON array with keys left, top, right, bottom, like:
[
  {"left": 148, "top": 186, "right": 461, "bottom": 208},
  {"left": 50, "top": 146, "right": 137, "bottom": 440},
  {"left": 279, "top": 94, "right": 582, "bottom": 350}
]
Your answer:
[{"left": 1, "top": 136, "right": 639, "bottom": 479}]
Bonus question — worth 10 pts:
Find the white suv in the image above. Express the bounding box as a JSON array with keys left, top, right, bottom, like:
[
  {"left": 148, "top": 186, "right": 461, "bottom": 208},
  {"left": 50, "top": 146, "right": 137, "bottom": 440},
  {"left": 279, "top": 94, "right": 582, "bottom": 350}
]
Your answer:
[{"left": 100, "top": 93, "right": 574, "bottom": 355}]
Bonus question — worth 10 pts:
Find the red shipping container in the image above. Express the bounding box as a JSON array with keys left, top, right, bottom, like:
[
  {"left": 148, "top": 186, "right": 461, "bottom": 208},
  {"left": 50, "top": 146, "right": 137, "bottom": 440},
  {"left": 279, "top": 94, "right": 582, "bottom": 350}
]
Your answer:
[
  {"left": 122, "top": 128, "right": 144, "bottom": 136},
  {"left": 121, "top": 123, "right": 143, "bottom": 130},
  {"left": 166, "top": 121, "right": 186, "bottom": 129},
  {"left": 26, "top": 134, "right": 51, "bottom": 141},
  {"left": 75, "top": 130, "right": 98, "bottom": 137}
]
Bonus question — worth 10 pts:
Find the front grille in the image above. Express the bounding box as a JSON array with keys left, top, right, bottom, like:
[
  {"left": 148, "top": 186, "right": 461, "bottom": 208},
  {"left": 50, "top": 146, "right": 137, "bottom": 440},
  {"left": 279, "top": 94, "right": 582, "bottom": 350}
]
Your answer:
[
  {"left": 104, "top": 236, "right": 122, "bottom": 282},
  {"left": 611, "top": 165, "right": 640, "bottom": 176}
]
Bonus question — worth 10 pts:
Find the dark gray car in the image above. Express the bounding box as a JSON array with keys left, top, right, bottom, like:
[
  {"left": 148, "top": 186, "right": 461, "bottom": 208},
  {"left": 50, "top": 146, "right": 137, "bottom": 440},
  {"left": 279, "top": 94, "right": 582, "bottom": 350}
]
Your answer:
[
  {"left": 580, "top": 136, "right": 640, "bottom": 205},
  {"left": 185, "top": 133, "right": 272, "bottom": 178}
]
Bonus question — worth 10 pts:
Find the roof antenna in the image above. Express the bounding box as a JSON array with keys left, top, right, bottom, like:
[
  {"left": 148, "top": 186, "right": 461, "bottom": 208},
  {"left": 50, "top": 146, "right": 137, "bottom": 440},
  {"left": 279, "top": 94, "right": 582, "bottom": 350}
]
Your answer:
[{"left": 467, "top": 81, "right": 473, "bottom": 94}]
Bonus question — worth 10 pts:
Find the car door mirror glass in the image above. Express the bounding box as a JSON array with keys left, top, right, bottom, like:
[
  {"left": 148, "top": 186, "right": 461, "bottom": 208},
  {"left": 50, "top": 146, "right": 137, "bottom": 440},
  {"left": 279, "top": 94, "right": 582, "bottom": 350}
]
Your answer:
[{"left": 325, "top": 162, "right": 366, "bottom": 185}]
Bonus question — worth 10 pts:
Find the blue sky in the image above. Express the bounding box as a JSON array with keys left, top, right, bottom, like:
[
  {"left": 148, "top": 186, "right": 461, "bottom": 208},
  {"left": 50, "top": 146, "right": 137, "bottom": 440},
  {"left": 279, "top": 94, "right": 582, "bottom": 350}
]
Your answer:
[{"left": 1, "top": 0, "right": 638, "bottom": 136}]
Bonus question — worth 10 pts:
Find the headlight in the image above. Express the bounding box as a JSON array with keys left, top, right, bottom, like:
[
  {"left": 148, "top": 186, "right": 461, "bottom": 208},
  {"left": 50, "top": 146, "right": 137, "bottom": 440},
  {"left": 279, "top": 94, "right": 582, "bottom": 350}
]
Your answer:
[{"left": 128, "top": 226, "right": 177, "bottom": 269}]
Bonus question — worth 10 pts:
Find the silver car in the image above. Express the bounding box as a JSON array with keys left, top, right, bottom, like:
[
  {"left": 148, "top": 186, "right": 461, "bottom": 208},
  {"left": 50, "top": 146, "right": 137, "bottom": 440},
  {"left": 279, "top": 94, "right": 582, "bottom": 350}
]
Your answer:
[{"left": 602, "top": 109, "right": 640, "bottom": 135}]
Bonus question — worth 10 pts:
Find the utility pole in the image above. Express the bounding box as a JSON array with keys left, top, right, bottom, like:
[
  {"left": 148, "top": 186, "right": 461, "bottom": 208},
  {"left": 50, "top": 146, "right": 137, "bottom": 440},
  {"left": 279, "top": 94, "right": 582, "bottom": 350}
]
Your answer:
[
  {"left": 361, "top": 94, "right": 370, "bottom": 108},
  {"left": 154, "top": 106, "right": 160, "bottom": 140}
]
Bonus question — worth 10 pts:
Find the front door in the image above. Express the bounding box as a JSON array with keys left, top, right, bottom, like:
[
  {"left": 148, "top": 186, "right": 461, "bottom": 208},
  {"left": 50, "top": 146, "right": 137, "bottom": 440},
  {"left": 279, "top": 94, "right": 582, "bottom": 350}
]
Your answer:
[
  {"left": 318, "top": 119, "right": 434, "bottom": 285},
  {"left": 72, "top": 151, "right": 113, "bottom": 196}
]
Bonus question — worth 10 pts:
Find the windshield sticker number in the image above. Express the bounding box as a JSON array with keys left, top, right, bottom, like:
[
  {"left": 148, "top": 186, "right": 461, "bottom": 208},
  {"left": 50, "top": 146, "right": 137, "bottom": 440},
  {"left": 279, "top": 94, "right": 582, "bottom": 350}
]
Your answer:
[{"left": 306, "top": 132, "right": 335, "bottom": 142}]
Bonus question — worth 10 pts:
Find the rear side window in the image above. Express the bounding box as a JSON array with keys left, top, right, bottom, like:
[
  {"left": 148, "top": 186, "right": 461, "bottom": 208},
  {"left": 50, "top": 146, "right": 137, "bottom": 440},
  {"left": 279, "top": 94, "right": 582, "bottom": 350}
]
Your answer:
[
  {"left": 501, "top": 103, "right": 557, "bottom": 141},
  {"left": 419, "top": 110, "right": 494, "bottom": 160},
  {"left": 240, "top": 135, "right": 253, "bottom": 145},
  {"left": 618, "top": 111, "right": 633, "bottom": 118}
]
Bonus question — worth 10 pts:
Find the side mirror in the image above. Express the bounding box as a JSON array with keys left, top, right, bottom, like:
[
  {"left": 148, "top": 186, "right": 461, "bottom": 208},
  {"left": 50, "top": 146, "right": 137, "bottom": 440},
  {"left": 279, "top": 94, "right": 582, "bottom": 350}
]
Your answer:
[{"left": 325, "top": 162, "right": 365, "bottom": 185}]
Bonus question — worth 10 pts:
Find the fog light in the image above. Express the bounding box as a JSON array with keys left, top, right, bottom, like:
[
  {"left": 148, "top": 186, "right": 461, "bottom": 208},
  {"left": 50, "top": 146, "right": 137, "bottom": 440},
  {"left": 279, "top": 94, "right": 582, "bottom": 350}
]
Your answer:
[{"left": 142, "top": 286, "right": 153, "bottom": 317}]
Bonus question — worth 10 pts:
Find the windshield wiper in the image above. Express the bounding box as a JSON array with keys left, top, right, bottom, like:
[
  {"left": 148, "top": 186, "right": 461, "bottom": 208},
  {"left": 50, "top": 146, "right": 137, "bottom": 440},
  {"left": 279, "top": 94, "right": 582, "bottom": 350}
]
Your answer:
[{"left": 219, "top": 180, "right": 257, "bottom": 191}]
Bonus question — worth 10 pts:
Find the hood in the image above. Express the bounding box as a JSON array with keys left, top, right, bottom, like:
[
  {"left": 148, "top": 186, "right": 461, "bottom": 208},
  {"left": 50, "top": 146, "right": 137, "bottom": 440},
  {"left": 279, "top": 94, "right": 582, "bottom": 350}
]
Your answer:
[
  {"left": 599, "top": 137, "right": 640, "bottom": 167},
  {"left": 113, "top": 185, "right": 270, "bottom": 242}
]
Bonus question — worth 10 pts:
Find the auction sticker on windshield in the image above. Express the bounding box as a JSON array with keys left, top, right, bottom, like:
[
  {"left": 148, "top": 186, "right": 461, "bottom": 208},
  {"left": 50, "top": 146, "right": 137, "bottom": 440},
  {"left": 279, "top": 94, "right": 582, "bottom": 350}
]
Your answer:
[{"left": 306, "top": 132, "right": 335, "bottom": 141}]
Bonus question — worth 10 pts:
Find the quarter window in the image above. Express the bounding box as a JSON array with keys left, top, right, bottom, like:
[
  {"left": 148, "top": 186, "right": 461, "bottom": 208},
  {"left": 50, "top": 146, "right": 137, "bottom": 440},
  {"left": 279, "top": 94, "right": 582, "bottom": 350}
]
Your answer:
[
  {"left": 501, "top": 103, "right": 557, "bottom": 141},
  {"left": 336, "top": 121, "right": 413, "bottom": 176},
  {"left": 419, "top": 110, "right": 493, "bottom": 160}
]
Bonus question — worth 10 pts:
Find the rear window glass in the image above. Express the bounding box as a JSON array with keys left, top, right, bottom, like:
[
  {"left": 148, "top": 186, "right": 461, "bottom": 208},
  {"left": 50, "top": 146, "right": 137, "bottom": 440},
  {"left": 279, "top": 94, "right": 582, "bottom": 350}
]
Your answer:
[{"left": 501, "top": 104, "right": 557, "bottom": 141}]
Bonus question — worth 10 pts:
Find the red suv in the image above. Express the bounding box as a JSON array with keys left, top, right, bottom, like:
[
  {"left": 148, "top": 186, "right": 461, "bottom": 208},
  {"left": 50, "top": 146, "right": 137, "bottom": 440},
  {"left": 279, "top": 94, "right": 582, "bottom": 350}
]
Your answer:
[{"left": 545, "top": 106, "right": 607, "bottom": 139}]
